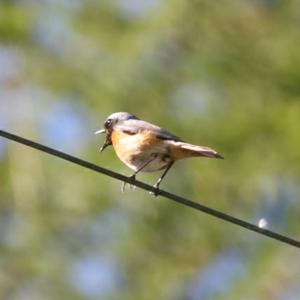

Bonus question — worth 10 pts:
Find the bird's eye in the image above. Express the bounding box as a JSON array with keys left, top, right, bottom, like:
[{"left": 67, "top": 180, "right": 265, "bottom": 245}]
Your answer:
[{"left": 104, "top": 118, "right": 113, "bottom": 129}]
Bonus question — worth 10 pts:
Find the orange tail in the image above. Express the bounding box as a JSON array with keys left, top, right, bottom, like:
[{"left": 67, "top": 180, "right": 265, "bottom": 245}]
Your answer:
[{"left": 169, "top": 141, "right": 224, "bottom": 160}]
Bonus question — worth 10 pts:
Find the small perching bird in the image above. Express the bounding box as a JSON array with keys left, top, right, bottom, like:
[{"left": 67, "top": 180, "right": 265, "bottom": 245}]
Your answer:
[{"left": 95, "top": 112, "right": 223, "bottom": 194}]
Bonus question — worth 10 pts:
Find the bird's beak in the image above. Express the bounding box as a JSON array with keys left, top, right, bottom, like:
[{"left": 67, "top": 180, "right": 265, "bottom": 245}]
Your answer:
[
  {"left": 99, "top": 140, "right": 110, "bottom": 152},
  {"left": 94, "top": 129, "right": 106, "bottom": 135},
  {"left": 95, "top": 128, "right": 111, "bottom": 152}
]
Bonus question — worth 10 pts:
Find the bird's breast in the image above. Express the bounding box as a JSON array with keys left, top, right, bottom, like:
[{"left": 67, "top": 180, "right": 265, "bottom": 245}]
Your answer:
[{"left": 111, "top": 129, "right": 170, "bottom": 172}]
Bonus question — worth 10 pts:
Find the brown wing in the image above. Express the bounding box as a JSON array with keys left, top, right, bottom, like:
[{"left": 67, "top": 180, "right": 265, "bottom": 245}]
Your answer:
[{"left": 115, "top": 119, "right": 182, "bottom": 142}]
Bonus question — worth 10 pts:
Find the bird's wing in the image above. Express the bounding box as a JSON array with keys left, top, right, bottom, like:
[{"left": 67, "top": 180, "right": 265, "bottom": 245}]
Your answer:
[{"left": 115, "top": 119, "right": 182, "bottom": 141}]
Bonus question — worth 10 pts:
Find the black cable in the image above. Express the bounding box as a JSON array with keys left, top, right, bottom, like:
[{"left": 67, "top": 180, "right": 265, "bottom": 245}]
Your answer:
[{"left": 0, "top": 129, "right": 299, "bottom": 249}]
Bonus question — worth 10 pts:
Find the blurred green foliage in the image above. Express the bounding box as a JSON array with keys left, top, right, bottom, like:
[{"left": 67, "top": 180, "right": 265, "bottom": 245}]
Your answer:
[{"left": 0, "top": 0, "right": 300, "bottom": 299}]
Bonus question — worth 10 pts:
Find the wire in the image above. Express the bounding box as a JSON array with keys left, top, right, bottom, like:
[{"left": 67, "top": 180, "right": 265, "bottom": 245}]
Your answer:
[{"left": 0, "top": 129, "right": 299, "bottom": 249}]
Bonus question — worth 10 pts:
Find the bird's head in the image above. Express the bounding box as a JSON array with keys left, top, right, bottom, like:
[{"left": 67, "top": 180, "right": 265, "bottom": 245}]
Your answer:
[{"left": 95, "top": 112, "right": 138, "bottom": 152}]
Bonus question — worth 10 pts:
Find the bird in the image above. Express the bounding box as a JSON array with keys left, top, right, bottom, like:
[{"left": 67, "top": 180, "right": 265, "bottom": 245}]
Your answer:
[{"left": 95, "top": 112, "right": 223, "bottom": 194}]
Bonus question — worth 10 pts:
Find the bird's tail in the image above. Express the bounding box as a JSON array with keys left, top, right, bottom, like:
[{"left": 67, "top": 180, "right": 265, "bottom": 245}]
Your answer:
[{"left": 169, "top": 141, "right": 224, "bottom": 160}]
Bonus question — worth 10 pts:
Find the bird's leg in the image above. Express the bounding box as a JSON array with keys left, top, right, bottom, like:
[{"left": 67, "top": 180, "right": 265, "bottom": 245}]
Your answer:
[
  {"left": 122, "top": 154, "right": 158, "bottom": 193},
  {"left": 151, "top": 161, "right": 174, "bottom": 196}
]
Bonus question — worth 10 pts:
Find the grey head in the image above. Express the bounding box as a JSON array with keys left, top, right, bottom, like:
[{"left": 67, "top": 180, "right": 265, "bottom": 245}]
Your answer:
[
  {"left": 105, "top": 112, "right": 139, "bottom": 128},
  {"left": 95, "top": 112, "right": 139, "bottom": 152}
]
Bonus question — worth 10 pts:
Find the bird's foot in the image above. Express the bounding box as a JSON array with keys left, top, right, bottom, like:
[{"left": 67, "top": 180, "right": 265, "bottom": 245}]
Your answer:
[
  {"left": 149, "top": 183, "right": 160, "bottom": 197},
  {"left": 121, "top": 175, "right": 136, "bottom": 193}
]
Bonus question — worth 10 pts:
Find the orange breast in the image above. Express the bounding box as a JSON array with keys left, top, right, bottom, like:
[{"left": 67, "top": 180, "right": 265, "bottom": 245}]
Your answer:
[
  {"left": 111, "top": 130, "right": 132, "bottom": 162},
  {"left": 111, "top": 129, "right": 163, "bottom": 165},
  {"left": 111, "top": 130, "right": 129, "bottom": 148}
]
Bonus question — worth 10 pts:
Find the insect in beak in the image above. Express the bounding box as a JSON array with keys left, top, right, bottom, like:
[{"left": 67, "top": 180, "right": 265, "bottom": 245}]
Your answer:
[{"left": 95, "top": 129, "right": 111, "bottom": 152}]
